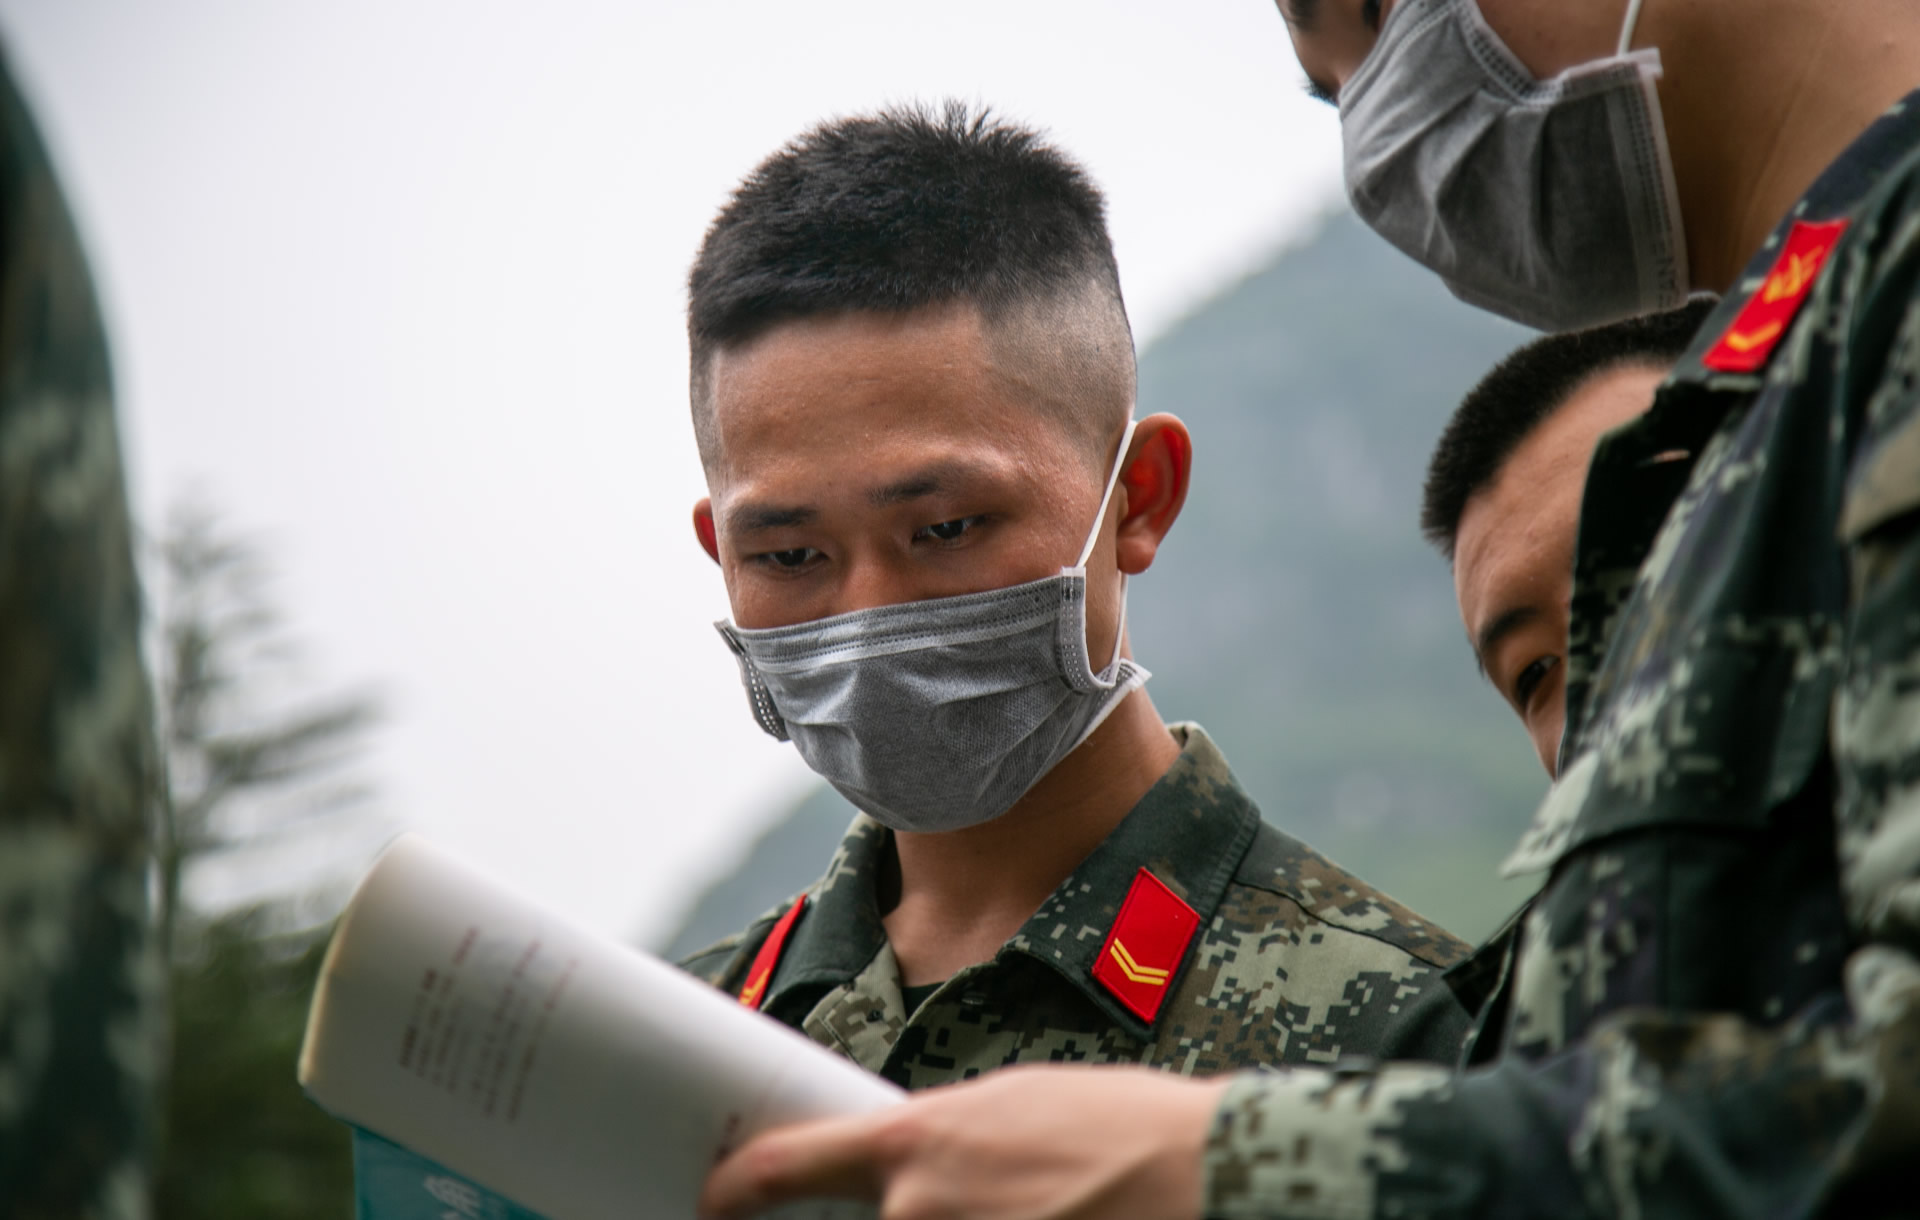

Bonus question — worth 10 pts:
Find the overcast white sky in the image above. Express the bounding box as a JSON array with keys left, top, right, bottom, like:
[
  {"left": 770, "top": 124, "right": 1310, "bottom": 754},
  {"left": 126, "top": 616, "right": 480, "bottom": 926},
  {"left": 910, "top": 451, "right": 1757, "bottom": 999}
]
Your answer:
[{"left": 0, "top": 0, "right": 1344, "bottom": 944}]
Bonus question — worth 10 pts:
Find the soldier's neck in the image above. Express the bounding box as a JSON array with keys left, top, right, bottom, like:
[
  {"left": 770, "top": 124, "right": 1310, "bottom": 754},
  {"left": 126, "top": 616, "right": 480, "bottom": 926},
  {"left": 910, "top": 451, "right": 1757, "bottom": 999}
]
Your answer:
[
  {"left": 1660, "top": 0, "right": 1920, "bottom": 292},
  {"left": 878, "top": 690, "right": 1180, "bottom": 988}
]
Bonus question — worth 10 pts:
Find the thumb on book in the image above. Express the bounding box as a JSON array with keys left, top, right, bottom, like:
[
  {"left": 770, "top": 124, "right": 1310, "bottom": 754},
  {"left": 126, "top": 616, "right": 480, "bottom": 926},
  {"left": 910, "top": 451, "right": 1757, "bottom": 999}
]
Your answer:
[{"left": 700, "top": 1108, "right": 890, "bottom": 1217}]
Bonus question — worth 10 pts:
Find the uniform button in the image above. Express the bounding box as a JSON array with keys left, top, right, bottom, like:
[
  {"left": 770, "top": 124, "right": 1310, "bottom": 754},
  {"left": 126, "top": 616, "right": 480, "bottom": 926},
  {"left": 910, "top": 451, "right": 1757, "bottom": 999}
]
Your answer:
[{"left": 866, "top": 1008, "right": 884, "bottom": 1022}]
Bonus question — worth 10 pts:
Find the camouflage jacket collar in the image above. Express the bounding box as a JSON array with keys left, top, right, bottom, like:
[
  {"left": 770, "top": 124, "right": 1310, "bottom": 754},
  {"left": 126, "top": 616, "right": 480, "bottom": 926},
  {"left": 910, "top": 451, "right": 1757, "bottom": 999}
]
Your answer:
[
  {"left": 761, "top": 723, "right": 1262, "bottom": 1038},
  {"left": 1441, "top": 899, "right": 1529, "bottom": 1067},
  {"left": 1663, "top": 87, "right": 1920, "bottom": 389},
  {"left": 1544, "top": 88, "right": 1920, "bottom": 788}
]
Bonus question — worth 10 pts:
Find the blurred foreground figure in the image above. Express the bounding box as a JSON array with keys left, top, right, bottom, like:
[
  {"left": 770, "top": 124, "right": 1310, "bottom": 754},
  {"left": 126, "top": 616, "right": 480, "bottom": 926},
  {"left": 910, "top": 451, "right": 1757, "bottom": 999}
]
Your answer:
[
  {"left": 702, "top": 1, "right": 1920, "bottom": 1216},
  {"left": 0, "top": 48, "right": 163, "bottom": 1220}
]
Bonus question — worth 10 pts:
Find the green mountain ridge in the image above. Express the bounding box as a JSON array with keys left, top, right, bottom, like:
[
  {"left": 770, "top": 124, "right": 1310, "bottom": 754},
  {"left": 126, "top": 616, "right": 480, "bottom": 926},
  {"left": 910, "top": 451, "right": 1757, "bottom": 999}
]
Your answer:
[{"left": 660, "top": 209, "right": 1544, "bottom": 961}]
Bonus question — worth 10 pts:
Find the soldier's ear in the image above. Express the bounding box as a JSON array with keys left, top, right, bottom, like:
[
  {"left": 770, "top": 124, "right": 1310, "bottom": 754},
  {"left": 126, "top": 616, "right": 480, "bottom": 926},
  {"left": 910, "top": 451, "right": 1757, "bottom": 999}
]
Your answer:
[
  {"left": 693, "top": 499, "right": 720, "bottom": 564},
  {"left": 1114, "top": 414, "right": 1192, "bottom": 577}
]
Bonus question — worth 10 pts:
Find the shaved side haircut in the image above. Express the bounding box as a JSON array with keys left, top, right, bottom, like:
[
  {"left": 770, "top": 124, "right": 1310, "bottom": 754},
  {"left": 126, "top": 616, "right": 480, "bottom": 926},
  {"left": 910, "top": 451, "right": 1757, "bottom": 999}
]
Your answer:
[
  {"left": 1422, "top": 299, "right": 1719, "bottom": 560},
  {"left": 686, "top": 102, "right": 1135, "bottom": 471}
]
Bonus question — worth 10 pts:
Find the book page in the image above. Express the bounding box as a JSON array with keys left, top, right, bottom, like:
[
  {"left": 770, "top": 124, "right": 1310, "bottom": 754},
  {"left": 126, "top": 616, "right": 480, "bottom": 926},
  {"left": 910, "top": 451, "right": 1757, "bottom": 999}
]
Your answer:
[{"left": 300, "top": 834, "right": 898, "bottom": 1220}]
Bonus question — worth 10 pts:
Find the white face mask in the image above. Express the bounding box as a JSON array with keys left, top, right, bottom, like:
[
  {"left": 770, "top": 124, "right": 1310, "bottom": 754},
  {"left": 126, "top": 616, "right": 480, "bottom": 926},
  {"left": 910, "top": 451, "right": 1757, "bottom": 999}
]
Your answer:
[
  {"left": 716, "top": 420, "right": 1146, "bottom": 834},
  {"left": 1340, "top": 0, "right": 1689, "bottom": 331}
]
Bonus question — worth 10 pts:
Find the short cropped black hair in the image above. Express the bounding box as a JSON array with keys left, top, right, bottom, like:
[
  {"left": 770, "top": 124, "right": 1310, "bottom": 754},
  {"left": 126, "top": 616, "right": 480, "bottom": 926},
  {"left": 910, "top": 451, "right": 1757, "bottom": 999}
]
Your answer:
[
  {"left": 1421, "top": 299, "right": 1718, "bottom": 559},
  {"left": 686, "top": 102, "right": 1132, "bottom": 467}
]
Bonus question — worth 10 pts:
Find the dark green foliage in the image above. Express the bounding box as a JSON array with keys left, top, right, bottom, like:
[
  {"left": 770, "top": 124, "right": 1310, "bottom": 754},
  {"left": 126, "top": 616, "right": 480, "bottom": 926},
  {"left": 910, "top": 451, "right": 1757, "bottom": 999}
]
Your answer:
[
  {"left": 660, "top": 211, "right": 1549, "bottom": 953},
  {"left": 155, "top": 919, "right": 350, "bottom": 1218}
]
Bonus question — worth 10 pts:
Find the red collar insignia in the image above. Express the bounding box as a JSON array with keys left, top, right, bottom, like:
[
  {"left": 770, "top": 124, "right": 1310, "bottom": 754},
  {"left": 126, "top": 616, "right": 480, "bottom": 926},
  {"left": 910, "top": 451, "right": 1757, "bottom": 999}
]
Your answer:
[
  {"left": 1091, "top": 868, "right": 1200, "bottom": 1024},
  {"left": 1702, "top": 218, "right": 1850, "bottom": 373},
  {"left": 737, "top": 893, "right": 808, "bottom": 1010}
]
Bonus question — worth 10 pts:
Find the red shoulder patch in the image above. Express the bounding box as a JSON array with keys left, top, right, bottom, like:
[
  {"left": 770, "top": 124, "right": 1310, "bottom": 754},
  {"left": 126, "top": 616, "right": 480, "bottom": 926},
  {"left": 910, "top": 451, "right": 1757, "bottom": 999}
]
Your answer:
[
  {"left": 738, "top": 894, "right": 808, "bottom": 1010},
  {"left": 1091, "top": 868, "right": 1200, "bottom": 1024},
  {"left": 1702, "top": 218, "right": 1849, "bottom": 373}
]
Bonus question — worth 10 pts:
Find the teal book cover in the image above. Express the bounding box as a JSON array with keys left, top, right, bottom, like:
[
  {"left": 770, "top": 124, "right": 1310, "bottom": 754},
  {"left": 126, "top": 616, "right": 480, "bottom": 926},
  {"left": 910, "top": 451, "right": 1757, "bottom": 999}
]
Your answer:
[{"left": 352, "top": 1127, "right": 550, "bottom": 1220}]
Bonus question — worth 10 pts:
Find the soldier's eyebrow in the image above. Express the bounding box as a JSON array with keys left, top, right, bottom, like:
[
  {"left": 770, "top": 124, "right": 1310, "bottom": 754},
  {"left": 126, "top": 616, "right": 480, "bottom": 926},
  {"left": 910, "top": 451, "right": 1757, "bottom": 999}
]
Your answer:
[
  {"left": 1473, "top": 604, "right": 1541, "bottom": 678},
  {"left": 727, "top": 502, "right": 817, "bottom": 534},
  {"left": 867, "top": 458, "right": 998, "bottom": 508},
  {"left": 726, "top": 459, "right": 1006, "bottom": 533}
]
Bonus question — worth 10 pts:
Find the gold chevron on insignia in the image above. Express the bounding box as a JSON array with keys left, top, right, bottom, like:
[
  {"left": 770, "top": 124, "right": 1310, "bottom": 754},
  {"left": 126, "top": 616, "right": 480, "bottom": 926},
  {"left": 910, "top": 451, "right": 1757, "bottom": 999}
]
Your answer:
[
  {"left": 1108, "top": 940, "right": 1171, "bottom": 986},
  {"left": 1723, "top": 319, "right": 1783, "bottom": 353},
  {"left": 738, "top": 970, "right": 770, "bottom": 1008}
]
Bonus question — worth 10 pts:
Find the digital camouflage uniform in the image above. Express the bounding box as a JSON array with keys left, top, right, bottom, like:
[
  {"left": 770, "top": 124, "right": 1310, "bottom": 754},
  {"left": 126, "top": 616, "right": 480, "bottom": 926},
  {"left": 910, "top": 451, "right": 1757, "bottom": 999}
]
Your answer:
[
  {"left": 682, "top": 725, "right": 1471, "bottom": 1088},
  {"left": 0, "top": 48, "right": 164, "bottom": 1220},
  {"left": 1204, "top": 94, "right": 1920, "bottom": 1219}
]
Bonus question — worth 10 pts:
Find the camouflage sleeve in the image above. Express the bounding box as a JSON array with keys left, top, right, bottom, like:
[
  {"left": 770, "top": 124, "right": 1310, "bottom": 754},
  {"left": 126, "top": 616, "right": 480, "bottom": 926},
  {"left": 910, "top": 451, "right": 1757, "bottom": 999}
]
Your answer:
[
  {"left": 1201, "top": 172, "right": 1920, "bottom": 1220},
  {"left": 0, "top": 48, "right": 164, "bottom": 1218},
  {"left": 1205, "top": 953, "right": 1920, "bottom": 1218}
]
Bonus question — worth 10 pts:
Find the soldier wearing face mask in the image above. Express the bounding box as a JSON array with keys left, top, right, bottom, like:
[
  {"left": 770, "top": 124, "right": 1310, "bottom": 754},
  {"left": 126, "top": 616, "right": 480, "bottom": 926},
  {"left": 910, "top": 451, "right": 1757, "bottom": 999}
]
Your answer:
[
  {"left": 699, "top": 2, "right": 1920, "bottom": 1218},
  {"left": 677, "top": 103, "right": 1471, "bottom": 1091}
]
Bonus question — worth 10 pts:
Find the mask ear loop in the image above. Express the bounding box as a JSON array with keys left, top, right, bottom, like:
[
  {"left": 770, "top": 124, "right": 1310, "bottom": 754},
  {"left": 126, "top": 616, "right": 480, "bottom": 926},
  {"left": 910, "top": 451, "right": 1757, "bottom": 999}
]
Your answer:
[
  {"left": 1074, "top": 417, "right": 1138, "bottom": 678},
  {"left": 1617, "top": 0, "right": 1646, "bottom": 54}
]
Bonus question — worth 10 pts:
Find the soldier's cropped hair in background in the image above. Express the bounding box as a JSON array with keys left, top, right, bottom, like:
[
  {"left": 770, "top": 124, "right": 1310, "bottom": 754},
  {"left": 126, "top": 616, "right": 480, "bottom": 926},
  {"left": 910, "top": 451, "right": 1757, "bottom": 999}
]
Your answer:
[
  {"left": 1421, "top": 298, "right": 1717, "bottom": 559},
  {"left": 685, "top": 101, "right": 1135, "bottom": 467}
]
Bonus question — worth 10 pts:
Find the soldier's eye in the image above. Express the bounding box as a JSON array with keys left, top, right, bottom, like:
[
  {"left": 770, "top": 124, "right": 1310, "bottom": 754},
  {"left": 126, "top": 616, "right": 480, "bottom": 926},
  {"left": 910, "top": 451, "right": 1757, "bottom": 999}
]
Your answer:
[
  {"left": 914, "top": 516, "right": 987, "bottom": 545},
  {"left": 756, "top": 547, "right": 820, "bottom": 570},
  {"left": 1513, "top": 655, "right": 1559, "bottom": 709}
]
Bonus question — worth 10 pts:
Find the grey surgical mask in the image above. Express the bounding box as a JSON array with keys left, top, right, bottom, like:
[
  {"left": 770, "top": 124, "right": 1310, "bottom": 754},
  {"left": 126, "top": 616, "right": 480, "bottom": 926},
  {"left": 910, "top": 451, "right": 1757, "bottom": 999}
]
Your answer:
[
  {"left": 1339, "top": 0, "right": 1689, "bottom": 331},
  {"left": 716, "top": 420, "right": 1146, "bottom": 835}
]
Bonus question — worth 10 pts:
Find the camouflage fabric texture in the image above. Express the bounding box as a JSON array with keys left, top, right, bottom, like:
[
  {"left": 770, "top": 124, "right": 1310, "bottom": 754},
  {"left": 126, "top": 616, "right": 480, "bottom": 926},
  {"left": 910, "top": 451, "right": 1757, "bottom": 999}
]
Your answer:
[
  {"left": 681, "top": 724, "right": 1471, "bottom": 1088},
  {"left": 0, "top": 49, "right": 164, "bottom": 1220},
  {"left": 1203, "top": 94, "right": 1920, "bottom": 1219}
]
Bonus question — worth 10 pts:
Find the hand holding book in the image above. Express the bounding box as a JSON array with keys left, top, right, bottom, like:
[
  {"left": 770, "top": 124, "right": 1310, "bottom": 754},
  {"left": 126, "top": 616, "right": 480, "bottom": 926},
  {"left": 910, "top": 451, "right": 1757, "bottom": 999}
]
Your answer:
[{"left": 299, "top": 835, "right": 900, "bottom": 1220}]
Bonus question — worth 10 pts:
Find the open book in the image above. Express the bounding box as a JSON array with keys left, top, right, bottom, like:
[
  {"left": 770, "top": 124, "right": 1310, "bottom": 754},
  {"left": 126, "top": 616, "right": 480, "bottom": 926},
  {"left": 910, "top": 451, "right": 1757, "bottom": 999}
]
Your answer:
[{"left": 298, "top": 834, "right": 900, "bottom": 1219}]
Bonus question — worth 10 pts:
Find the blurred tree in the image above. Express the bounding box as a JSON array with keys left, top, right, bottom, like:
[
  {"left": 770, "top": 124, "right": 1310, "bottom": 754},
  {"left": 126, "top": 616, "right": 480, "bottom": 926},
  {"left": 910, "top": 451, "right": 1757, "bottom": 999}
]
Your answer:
[{"left": 150, "top": 502, "right": 382, "bottom": 1219}]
